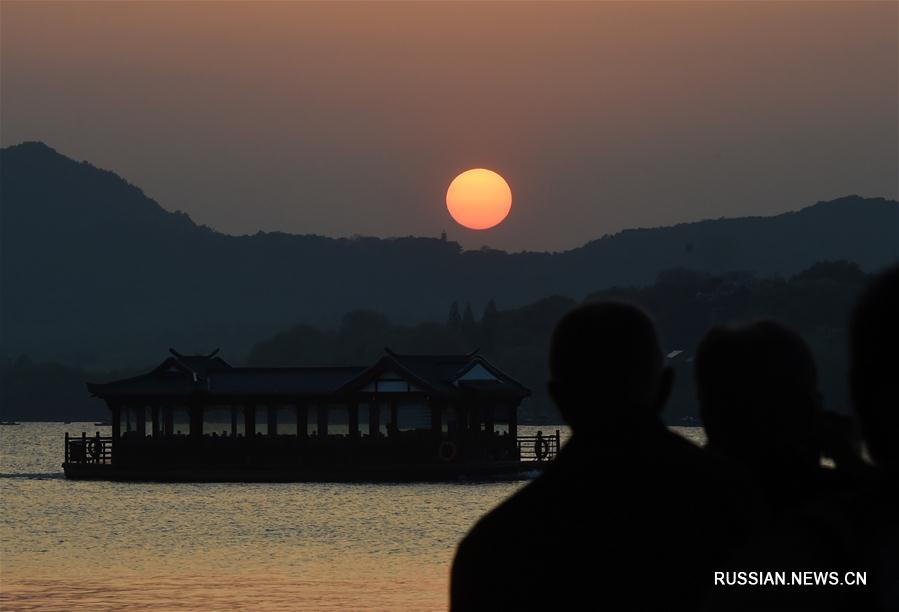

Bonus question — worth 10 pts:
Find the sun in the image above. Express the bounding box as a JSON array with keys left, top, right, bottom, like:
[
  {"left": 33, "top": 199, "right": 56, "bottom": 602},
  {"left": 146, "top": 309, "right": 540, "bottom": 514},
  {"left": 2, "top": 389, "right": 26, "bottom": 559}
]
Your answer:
[{"left": 446, "top": 168, "right": 512, "bottom": 230}]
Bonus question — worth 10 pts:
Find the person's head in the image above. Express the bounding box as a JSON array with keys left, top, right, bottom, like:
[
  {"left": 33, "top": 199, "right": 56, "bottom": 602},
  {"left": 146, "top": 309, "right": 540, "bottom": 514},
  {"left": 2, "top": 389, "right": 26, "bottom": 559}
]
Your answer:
[
  {"left": 548, "top": 301, "right": 672, "bottom": 432},
  {"left": 695, "top": 321, "right": 821, "bottom": 469},
  {"left": 850, "top": 266, "right": 899, "bottom": 473}
]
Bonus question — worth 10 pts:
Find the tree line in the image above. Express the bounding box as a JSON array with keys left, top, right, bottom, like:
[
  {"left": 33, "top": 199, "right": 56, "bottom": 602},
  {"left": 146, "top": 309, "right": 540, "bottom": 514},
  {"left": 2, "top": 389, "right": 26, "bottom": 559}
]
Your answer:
[
  {"left": 246, "top": 259, "right": 870, "bottom": 422},
  {"left": 0, "top": 260, "right": 876, "bottom": 422}
]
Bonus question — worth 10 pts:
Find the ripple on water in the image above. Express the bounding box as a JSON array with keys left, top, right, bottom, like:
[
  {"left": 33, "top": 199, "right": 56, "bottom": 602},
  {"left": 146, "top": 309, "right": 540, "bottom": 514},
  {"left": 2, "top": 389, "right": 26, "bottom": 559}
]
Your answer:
[{"left": 1, "top": 422, "right": 703, "bottom": 610}]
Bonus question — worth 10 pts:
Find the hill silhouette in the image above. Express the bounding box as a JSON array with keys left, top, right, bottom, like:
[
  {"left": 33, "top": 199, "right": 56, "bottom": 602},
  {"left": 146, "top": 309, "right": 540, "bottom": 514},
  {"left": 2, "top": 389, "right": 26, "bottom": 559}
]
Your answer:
[{"left": 2, "top": 141, "right": 897, "bottom": 367}]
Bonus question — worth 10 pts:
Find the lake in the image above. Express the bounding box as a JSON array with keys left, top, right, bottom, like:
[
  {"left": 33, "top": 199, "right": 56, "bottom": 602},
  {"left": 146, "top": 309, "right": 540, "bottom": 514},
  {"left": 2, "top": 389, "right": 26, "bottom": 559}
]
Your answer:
[{"left": 0, "top": 422, "right": 704, "bottom": 610}]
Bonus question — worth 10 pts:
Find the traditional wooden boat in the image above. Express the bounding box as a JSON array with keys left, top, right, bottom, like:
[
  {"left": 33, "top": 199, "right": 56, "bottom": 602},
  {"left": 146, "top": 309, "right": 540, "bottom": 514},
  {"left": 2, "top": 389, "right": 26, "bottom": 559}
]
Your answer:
[{"left": 63, "top": 348, "right": 560, "bottom": 482}]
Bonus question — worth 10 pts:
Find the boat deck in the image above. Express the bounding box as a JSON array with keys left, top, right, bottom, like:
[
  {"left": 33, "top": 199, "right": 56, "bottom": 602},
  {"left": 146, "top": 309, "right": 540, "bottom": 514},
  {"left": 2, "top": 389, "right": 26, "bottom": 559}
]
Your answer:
[{"left": 62, "top": 431, "right": 560, "bottom": 482}]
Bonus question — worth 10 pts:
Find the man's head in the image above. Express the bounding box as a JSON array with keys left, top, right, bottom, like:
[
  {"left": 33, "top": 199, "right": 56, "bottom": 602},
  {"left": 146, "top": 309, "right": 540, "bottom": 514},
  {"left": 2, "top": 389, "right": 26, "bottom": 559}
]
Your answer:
[
  {"left": 548, "top": 301, "right": 672, "bottom": 432},
  {"left": 695, "top": 321, "right": 820, "bottom": 468},
  {"left": 850, "top": 266, "right": 899, "bottom": 473}
]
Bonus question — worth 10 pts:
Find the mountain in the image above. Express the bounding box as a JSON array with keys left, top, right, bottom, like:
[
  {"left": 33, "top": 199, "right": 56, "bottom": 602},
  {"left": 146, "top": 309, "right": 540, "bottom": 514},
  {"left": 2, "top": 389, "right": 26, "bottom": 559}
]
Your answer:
[{"left": 2, "top": 141, "right": 897, "bottom": 367}]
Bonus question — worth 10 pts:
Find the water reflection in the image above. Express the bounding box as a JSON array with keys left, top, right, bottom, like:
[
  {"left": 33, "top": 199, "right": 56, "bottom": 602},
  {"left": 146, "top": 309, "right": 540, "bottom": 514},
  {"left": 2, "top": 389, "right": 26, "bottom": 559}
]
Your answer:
[{"left": 1, "top": 423, "right": 703, "bottom": 610}]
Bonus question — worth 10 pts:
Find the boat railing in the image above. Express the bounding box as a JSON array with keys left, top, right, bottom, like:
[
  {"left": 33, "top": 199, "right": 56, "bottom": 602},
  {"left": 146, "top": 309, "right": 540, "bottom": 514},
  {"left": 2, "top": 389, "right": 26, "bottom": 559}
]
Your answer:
[
  {"left": 62, "top": 430, "right": 558, "bottom": 466},
  {"left": 65, "top": 432, "right": 113, "bottom": 465},
  {"left": 516, "top": 430, "right": 562, "bottom": 462}
]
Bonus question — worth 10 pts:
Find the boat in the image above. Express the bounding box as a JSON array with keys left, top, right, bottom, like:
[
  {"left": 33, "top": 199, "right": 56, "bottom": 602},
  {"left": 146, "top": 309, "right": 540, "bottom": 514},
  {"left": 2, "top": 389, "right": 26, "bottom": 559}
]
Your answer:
[
  {"left": 93, "top": 422, "right": 111, "bottom": 427},
  {"left": 63, "top": 348, "right": 560, "bottom": 482},
  {"left": 0, "top": 421, "right": 20, "bottom": 426}
]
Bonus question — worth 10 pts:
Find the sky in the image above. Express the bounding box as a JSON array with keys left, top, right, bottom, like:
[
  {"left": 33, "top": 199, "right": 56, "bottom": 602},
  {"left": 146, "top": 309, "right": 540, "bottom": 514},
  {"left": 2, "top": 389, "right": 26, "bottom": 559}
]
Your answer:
[{"left": 1, "top": 1, "right": 896, "bottom": 252}]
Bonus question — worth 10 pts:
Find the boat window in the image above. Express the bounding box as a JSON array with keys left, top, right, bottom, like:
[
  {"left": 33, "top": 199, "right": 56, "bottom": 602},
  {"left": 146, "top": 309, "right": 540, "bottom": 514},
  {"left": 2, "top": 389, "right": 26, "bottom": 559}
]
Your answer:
[
  {"left": 275, "top": 405, "right": 295, "bottom": 436},
  {"left": 328, "top": 405, "right": 348, "bottom": 436},
  {"left": 311, "top": 403, "right": 333, "bottom": 437},
  {"left": 203, "top": 406, "right": 233, "bottom": 437},
  {"left": 359, "top": 403, "right": 389, "bottom": 437},
  {"left": 397, "top": 400, "right": 430, "bottom": 432},
  {"left": 380, "top": 404, "right": 391, "bottom": 437},
  {"left": 143, "top": 407, "right": 153, "bottom": 436},
  {"left": 227, "top": 405, "right": 246, "bottom": 438},
  {"left": 376, "top": 379, "right": 408, "bottom": 393},
  {"left": 171, "top": 407, "right": 190, "bottom": 436},
  {"left": 255, "top": 408, "right": 268, "bottom": 436},
  {"left": 249, "top": 406, "right": 295, "bottom": 436},
  {"left": 122, "top": 406, "right": 136, "bottom": 436},
  {"left": 493, "top": 406, "right": 511, "bottom": 435},
  {"left": 120, "top": 405, "right": 150, "bottom": 438},
  {"left": 357, "top": 404, "right": 370, "bottom": 436}
]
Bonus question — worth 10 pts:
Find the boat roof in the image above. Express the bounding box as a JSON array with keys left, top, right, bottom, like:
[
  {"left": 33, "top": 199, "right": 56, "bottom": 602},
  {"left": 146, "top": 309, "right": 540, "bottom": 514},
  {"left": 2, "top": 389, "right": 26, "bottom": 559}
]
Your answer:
[
  {"left": 87, "top": 348, "right": 529, "bottom": 401},
  {"left": 336, "top": 348, "right": 530, "bottom": 399}
]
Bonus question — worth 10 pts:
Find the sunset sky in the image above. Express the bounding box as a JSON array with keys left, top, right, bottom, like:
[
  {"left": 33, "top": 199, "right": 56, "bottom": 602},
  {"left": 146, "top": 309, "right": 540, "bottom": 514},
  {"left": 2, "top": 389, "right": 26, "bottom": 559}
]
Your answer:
[{"left": 1, "top": 1, "right": 896, "bottom": 251}]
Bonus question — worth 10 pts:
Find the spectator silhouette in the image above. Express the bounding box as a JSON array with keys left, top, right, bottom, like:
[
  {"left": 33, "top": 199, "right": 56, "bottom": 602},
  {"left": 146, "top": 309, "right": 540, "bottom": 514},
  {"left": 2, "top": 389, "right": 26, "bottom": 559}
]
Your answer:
[
  {"left": 695, "top": 321, "right": 859, "bottom": 514},
  {"left": 846, "top": 266, "right": 899, "bottom": 609},
  {"left": 451, "top": 301, "right": 757, "bottom": 611},
  {"left": 704, "top": 270, "right": 899, "bottom": 612},
  {"left": 851, "top": 266, "right": 899, "bottom": 479}
]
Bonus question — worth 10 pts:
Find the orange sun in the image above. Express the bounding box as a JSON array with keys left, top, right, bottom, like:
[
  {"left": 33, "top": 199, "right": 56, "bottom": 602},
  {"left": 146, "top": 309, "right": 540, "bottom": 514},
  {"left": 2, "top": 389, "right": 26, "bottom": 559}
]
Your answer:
[{"left": 446, "top": 168, "right": 512, "bottom": 230}]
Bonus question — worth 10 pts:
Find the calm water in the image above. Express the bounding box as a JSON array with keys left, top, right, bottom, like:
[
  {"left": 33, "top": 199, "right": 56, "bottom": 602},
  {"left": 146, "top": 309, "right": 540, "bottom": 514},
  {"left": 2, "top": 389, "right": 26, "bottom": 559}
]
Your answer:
[{"left": 0, "top": 423, "right": 704, "bottom": 610}]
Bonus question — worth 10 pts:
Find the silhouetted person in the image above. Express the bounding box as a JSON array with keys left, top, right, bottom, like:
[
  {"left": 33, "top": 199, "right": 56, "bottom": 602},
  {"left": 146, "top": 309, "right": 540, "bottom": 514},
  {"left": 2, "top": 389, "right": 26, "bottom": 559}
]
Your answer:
[
  {"left": 451, "top": 301, "right": 757, "bottom": 611},
  {"left": 845, "top": 266, "right": 899, "bottom": 609},
  {"left": 705, "top": 270, "right": 899, "bottom": 612},
  {"left": 851, "top": 266, "right": 899, "bottom": 478},
  {"left": 695, "top": 321, "right": 860, "bottom": 514},
  {"left": 533, "top": 430, "right": 546, "bottom": 461}
]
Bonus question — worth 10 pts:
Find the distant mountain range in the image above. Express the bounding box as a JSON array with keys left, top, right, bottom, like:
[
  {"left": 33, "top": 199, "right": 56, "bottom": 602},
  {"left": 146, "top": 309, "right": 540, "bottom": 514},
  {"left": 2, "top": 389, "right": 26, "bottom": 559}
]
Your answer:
[{"left": 2, "top": 141, "right": 897, "bottom": 367}]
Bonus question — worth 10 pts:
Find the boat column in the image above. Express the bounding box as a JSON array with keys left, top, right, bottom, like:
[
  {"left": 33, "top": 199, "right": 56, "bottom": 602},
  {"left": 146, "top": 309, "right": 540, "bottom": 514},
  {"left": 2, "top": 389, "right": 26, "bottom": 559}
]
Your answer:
[
  {"left": 348, "top": 401, "right": 360, "bottom": 438},
  {"left": 110, "top": 401, "right": 122, "bottom": 443},
  {"left": 431, "top": 399, "right": 444, "bottom": 440},
  {"left": 230, "top": 406, "right": 238, "bottom": 438},
  {"left": 317, "top": 403, "right": 329, "bottom": 437},
  {"left": 508, "top": 401, "right": 518, "bottom": 439},
  {"left": 189, "top": 402, "right": 203, "bottom": 440},
  {"left": 136, "top": 405, "right": 147, "bottom": 438},
  {"left": 368, "top": 400, "right": 380, "bottom": 437},
  {"left": 267, "top": 405, "right": 277, "bottom": 437},
  {"left": 296, "top": 402, "right": 308, "bottom": 439},
  {"left": 151, "top": 404, "right": 161, "bottom": 438},
  {"left": 388, "top": 399, "right": 398, "bottom": 437},
  {"left": 244, "top": 403, "right": 256, "bottom": 438}
]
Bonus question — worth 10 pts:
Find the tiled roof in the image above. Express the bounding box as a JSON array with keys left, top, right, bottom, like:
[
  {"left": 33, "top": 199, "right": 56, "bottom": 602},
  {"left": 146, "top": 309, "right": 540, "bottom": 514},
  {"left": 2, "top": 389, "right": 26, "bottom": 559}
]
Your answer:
[
  {"left": 338, "top": 349, "right": 530, "bottom": 398},
  {"left": 88, "top": 349, "right": 529, "bottom": 400},
  {"left": 207, "top": 367, "right": 364, "bottom": 397}
]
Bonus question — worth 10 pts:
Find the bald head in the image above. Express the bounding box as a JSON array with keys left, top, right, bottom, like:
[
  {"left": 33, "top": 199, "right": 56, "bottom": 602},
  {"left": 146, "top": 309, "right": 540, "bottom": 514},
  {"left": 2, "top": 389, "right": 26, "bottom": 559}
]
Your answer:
[{"left": 548, "top": 301, "right": 670, "bottom": 431}]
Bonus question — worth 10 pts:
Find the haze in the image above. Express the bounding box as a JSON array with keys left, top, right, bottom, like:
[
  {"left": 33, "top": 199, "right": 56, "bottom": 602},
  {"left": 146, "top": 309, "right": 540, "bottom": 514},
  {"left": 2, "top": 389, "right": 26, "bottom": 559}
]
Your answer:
[{"left": 1, "top": 1, "right": 896, "bottom": 251}]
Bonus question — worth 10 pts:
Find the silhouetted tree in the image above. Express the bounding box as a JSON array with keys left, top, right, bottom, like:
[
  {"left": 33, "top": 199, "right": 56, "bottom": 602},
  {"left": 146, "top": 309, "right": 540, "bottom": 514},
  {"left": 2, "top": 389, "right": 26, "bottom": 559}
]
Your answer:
[
  {"left": 447, "top": 301, "right": 462, "bottom": 332},
  {"left": 481, "top": 299, "right": 499, "bottom": 352},
  {"left": 337, "top": 310, "right": 393, "bottom": 363},
  {"left": 461, "top": 303, "right": 477, "bottom": 344},
  {"left": 482, "top": 299, "right": 498, "bottom": 325},
  {"left": 793, "top": 260, "right": 865, "bottom": 284},
  {"left": 246, "top": 324, "right": 328, "bottom": 366},
  {"left": 3, "top": 260, "right": 874, "bottom": 422}
]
